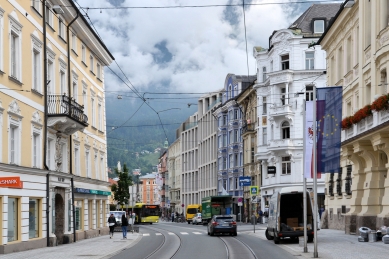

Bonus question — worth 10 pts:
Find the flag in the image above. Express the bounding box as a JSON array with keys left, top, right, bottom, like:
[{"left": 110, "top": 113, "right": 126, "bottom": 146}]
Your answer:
[
  {"left": 304, "top": 87, "right": 342, "bottom": 178},
  {"left": 304, "top": 101, "right": 314, "bottom": 178},
  {"left": 316, "top": 86, "right": 342, "bottom": 175}
]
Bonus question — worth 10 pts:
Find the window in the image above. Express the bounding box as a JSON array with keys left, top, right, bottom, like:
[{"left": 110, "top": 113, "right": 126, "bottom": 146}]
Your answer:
[
  {"left": 305, "top": 52, "right": 314, "bottom": 70},
  {"left": 223, "top": 134, "right": 227, "bottom": 146},
  {"left": 10, "top": 32, "right": 20, "bottom": 79},
  {"left": 262, "top": 97, "right": 267, "bottom": 114},
  {"left": 314, "top": 20, "right": 325, "bottom": 33},
  {"left": 222, "top": 179, "right": 227, "bottom": 190},
  {"left": 74, "top": 145, "right": 80, "bottom": 175},
  {"left": 281, "top": 88, "right": 286, "bottom": 105},
  {"left": 10, "top": 126, "right": 16, "bottom": 164},
  {"left": 47, "top": 60, "right": 54, "bottom": 94},
  {"left": 229, "top": 177, "right": 233, "bottom": 190},
  {"left": 83, "top": 83, "right": 88, "bottom": 116},
  {"left": 223, "top": 157, "right": 227, "bottom": 169},
  {"left": 88, "top": 200, "right": 93, "bottom": 229},
  {"left": 229, "top": 131, "right": 233, "bottom": 143},
  {"left": 90, "top": 55, "right": 94, "bottom": 73},
  {"left": 218, "top": 135, "right": 222, "bottom": 147},
  {"left": 29, "top": 199, "right": 39, "bottom": 239},
  {"left": 59, "top": 18, "right": 66, "bottom": 40},
  {"left": 282, "top": 157, "right": 291, "bottom": 175},
  {"left": 381, "top": 70, "right": 387, "bottom": 95},
  {"left": 72, "top": 81, "right": 78, "bottom": 101},
  {"left": 263, "top": 127, "right": 267, "bottom": 145},
  {"left": 82, "top": 44, "right": 86, "bottom": 63},
  {"left": 32, "top": 0, "right": 40, "bottom": 12},
  {"left": 366, "top": 84, "right": 371, "bottom": 103},
  {"left": 94, "top": 152, "right": 98, "bottom": 179},
  {"left": 32, "top": 133, "right": 40, "bottom": 167},
  {"left": 346, "top": 36, "right": 352, "bottom": 72},
  {"left": 75, "top": 200, "right": 83, "bottom": 230},
  {"left": 281, "top": 54, "right": 289, "bottom": 70},
  {"left": 338, "top": 47, "right": 343, "bottom": 78},
  {"left": 86, "top": 149, "right": 91, "bottom": 177},
  {"left": 72, "top": 33, "right": 77, "bottom": 52},
  {"left": 234, "top": 153, "right": 238, "bottom": 167},
  {"left": 45, "top": 4, "right": 53, "bottom": 27},
  {"left": 223, "top": 115, "right": 227, "bottom": 125},
  {"left": 229, "top": 154, "right": 233, "bottom": 168},
  {"left": 262, "top": 66, "right": 267, "bottom": 82},
  {"left": 100, "top": 156, "right": 104, "bottom": 180},
  {"left": 8, "top": 197, "right": 18, "bottom": 242},
  {"left": 97, "top": 63, "right": 101, "bottom": 79},
  {"left": 91, "top": 98, "right": 96, "bottom": 127},
  {"left": 229, "top": 110, "right": 233, "bottom": 121},
  {"left": 234, "top": 109, "right": 239, "bottom": 120},
  {"left": 282, "top": 121, "right": 290, "bottom": 139},
  {"left": 306, "top": 85, "right": 314, "bottom": 101},
  {"left": 33, "top": 50, "right": 40, "bottom": 91},
  {"left": 251, "top": 147, "right": 255, "bottom": 163},
  {"left": 235, "top": 178, "right": 238, "bottom": 190},
  {"left": 234, "top": 130, "right": 239, "bottom": 142},
  {"left": 98, "top": 103, "right": 102, "bottom": 130},
  {"left": 60, "top": 70, "right": 66, "bottom": 95}
]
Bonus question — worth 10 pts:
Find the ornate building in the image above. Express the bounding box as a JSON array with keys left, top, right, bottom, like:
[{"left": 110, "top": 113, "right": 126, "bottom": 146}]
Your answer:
[{"left": 0, "top": 0, "right": 113, "bottom": 253}]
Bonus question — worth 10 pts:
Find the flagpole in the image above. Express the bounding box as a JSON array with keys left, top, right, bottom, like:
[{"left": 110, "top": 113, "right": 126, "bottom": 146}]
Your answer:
[
  {"left": 313, "top": 86, "right": 318, "bottom": 258},
  {"left": 303, "top": 99, "right": 308, "bottom": 253}
]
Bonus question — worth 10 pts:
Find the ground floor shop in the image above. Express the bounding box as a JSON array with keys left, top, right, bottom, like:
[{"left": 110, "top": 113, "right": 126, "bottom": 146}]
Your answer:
[{"left": 0, "top": 165, "right": 111, "bottom": 254}]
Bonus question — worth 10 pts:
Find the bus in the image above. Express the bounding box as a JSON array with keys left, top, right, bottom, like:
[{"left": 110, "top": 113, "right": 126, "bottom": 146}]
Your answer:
[{"left": 127, "top": 203, "right": 160, "bottom": 224}]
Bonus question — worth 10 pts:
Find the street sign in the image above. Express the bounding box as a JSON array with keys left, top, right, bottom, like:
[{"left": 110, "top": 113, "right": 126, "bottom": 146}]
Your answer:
[
  {"left": 268, "top": 166, "right": 276, "bottom": 174},
  {"left": 251, "top": 196, "right": 258, "bottom": 203},
  {"left": 238, "top": 202, "right": 243, "bottom": 206},
  {"left": 239, "top": 176, "right": 251, "bottom": 186},
  {"left": 250, "top": 186, "right": 259, "bottom": 195}
]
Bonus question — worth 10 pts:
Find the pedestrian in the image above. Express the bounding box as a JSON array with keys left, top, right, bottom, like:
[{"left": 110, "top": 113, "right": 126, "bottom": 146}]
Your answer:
[
  {"left": 121, "top": 213, "right": 129, "bottom": 239},
  {"left": 258, "top": 209, "right": 263, "bottom": 224},
  {"left": 171, "top": 212, "right": 175, "bottom": 222},
  {"left": 108, "top": 213, "right": 117, "bottom": 239},
  {"left": 319, "top": 205, "right": 325, "bottom": 219}
]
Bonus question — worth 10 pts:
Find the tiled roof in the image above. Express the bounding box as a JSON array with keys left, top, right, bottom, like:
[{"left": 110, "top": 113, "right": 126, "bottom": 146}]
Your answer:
[{"left": 289, "top": 3, "right": 341, "bottom": 34}]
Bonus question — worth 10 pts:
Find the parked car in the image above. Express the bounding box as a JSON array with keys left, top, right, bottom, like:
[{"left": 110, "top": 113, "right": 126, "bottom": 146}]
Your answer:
[
  {"left": 207, "top": 215, "right": 237, "bottom": 236},
  {"left": 192, "top": 213, "right": 202, "bottom": 225}
]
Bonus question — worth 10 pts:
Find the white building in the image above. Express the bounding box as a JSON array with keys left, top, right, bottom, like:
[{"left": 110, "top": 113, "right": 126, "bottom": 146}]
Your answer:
[{"left": 253, "top": 4, "right": 341, "bottom": 211}]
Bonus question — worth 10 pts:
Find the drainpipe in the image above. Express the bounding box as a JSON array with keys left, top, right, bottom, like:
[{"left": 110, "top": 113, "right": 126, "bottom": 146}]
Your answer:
[
  {"left": 42, "top": 1, "right": 51, "bottom": 247},
  {"left": 67, "top": 10, "right": 79, "bottom": 243}
]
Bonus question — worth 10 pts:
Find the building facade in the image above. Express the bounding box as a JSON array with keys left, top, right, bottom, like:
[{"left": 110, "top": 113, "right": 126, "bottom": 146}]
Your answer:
[
  {"left": 213, "top": 74, "right": 256, "bottom": 218},
  {"left": 253, "top": 4, "right": 340, "bottom": 215},
  {"left": 0, "top": 0, "right": 113, "bottom": 253},
  {"left": 138, "top": 173, "right": 158, "bottom": 204},
  {"left": 167, "top": 138, "right": 182, "bottom": 213},
  {"left": 318, "top": 0, "right": 389, "bottom": 232}
]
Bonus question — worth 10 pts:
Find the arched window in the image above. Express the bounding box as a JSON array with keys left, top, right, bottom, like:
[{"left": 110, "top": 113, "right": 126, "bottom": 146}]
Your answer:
[{"left": 281, "top": 121, "right": 290, "bottom": 139}]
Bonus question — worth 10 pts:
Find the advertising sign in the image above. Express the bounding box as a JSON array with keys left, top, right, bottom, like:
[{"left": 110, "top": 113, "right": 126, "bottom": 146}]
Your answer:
[
  {"left": 0, "top": 177, "right": 23, "bottom": 188},
  {"left": 239, "top": 176, "right": 251, "bottom": 186}
]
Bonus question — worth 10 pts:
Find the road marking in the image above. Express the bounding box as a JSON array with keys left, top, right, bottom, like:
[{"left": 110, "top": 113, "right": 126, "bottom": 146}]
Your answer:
[
  {"left": 180, "top": 232, "right": 189, "bottom": 235},
  {"left": 193, "top": 232, "right": 202, "bottom": 235},
  {"left": 143, "top": 233, "right": 150, "bottom": 236},
  {"left": 168, "top": 232, "right": 174, "bottom": 235},
  {"left": 156, "top": 233, "right": 162, "bottom": 235}
]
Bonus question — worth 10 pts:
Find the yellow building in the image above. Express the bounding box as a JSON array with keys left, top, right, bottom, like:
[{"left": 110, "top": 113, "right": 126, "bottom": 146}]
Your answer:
[
  {"left": 318, "top": 0, "right": 389, "bottom": 232},
  {"left": 0, "top": 0, "right": 114, "bottom": 253}
]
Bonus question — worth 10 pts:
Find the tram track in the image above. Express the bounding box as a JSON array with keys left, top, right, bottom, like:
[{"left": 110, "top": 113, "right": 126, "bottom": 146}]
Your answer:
[
  {"left": 218, "top": 235, "right": 258, "bottom": 259},
  {"left": 141, "top": 225, "right": 183, "bottom": 259}
]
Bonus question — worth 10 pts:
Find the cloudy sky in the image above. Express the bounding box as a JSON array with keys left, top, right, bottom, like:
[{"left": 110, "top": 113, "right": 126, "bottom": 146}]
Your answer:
[{"left": 74, "top": 0, "right": 324, "bottom": 96}]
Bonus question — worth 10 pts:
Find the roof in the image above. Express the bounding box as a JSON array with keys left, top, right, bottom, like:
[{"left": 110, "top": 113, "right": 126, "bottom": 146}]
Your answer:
[
  {"left": 288, "top": 3, "right": 342, "bottom": 35},
  {"left": 108, "top": 178, "right": 117, "bottom": 185}
]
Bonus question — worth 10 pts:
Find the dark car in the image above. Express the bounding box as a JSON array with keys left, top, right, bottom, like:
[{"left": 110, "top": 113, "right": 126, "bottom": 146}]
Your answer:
[{"left": 207, "top": 215, "right": 237, "bottom": 236}]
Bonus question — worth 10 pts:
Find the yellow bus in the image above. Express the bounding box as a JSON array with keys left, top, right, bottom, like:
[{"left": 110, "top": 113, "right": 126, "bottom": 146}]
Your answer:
[
  {"left": 127, "top": 203, "right": 160, "bottom": 224},
  {"left": 186, "top": 204, "right": 202, "bottom": 224}
]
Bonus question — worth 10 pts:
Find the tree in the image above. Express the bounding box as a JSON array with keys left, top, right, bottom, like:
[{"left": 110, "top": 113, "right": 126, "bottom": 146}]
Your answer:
[{"left": 110, "top": 164, "right": 133, "bottom": 210}]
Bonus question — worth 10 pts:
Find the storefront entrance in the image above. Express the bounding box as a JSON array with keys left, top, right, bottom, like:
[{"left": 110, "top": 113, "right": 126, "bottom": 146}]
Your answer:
[{"left": 54, "top": 188, "right": 65, "bottom": 244}]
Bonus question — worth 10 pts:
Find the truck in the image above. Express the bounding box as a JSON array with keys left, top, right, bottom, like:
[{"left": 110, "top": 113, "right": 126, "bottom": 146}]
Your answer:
[
  {"left": 265, "top": 186, "right": 320, "bottom": 244},
  {"left": 201, "top": 195, "right": 233, "bottom": 225},
  {"left": 186, "top": 204, "right": 202, "bottom": 224}
]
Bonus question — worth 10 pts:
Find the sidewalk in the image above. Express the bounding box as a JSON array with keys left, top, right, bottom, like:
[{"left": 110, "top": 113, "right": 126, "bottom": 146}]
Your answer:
[
  {"left": 0, "top": 231, "right": 141, "bottom": 259},
  {"left": 249, "top": 228, "right": 389, "bottom": 259}
]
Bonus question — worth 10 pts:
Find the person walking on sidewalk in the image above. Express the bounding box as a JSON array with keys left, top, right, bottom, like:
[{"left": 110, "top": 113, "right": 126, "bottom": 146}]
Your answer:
[
  {"left": 121, "top": 214, "right": 129, "bottom": 239},
  {"left": 108, "top": 213, "right": 117, "bottom": 238}
]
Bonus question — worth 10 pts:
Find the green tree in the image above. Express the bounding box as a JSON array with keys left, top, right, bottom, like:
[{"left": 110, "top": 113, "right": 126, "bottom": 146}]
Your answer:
[{"left": 110, "top": 164, "right": 133, "bottom": 210}]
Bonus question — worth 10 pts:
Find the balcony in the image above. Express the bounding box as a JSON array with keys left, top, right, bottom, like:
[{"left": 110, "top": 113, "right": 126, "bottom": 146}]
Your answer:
[
  {"left": 242, "top": 120, "right": 255, "bottom": 135},
  {"left": 47, "top": 94, "right": 88, "bottom": 135},
  {"left": 269, "top": 104, "right": 294, "bottom": 119},
  {"left": 267, "top": 138, "right": 303, "bottom": 152}
]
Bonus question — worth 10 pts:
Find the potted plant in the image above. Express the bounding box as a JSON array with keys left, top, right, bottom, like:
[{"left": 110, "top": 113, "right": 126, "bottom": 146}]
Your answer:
[{"left": 351, "top": 105, "right": 372, "bottom": 124}]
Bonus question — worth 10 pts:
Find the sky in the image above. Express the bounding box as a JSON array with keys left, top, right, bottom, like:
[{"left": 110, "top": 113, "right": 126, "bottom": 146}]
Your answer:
[{"left": 74, "top": 0, "right": 326, "bottom": 98}]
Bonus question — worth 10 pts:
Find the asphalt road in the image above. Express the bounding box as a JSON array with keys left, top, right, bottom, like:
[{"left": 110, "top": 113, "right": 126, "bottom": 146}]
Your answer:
[{"left": 112, "top": 222, "right": 297, "bottom": 259}]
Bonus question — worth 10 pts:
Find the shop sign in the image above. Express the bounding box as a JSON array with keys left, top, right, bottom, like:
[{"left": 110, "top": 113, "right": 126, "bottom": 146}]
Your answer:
[
  {"left": 74, "top": 188, "right": 111, "bottom": 196},
  {"left": 0, "top": 177, "right": 23, "bottom": 188}
]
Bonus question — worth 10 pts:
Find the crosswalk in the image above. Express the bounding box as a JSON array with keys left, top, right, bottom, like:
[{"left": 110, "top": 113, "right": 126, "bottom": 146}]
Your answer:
[{"left": 143, "top": 231, "right": 205, "bottom": 236}]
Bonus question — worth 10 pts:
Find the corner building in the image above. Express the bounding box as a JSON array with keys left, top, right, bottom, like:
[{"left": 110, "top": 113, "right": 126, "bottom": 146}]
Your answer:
[
  {"left": 318, "top": 0, "right": 389, "bottom": 232},
  {"left": 0, "top": 0, "right": 114, "bottom": 253}
]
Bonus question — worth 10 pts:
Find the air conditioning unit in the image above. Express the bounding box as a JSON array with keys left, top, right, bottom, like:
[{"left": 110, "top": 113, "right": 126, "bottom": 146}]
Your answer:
[{"left": 53, "top": 5, "right": 64, "bottom": 14}]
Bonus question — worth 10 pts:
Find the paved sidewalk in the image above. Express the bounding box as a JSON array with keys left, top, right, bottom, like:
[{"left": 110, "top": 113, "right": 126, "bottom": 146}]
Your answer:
[
  {"left": 0, "top": 231, "right": 141, "bottom": 259},
  {"left": 248, "top": 228, "right": 389, "bottom": 259}
]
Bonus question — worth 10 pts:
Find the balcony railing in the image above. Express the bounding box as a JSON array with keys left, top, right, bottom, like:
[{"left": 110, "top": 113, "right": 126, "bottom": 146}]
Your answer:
[
  {"left": 48, "top": 94, "right": 88, "bottom": 126},
  {"left": 242, "top": 121, "right": 255, "bottom": 134}
]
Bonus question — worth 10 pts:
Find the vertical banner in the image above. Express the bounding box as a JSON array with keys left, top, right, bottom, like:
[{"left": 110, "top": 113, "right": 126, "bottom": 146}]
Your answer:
[
  {"left": 304, "top": 101, "right": 314, "bottom": 178},
  {"left": 316, "top": 87, "right": 342, "bottom": 175}
]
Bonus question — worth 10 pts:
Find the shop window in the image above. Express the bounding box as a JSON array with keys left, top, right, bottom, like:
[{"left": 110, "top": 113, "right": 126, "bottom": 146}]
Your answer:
[
  {"left": 75, "top": 200, "right": 83, "bottom": 230},
  {"left": 8, "top": 197, "right": 18, "bottom": 242},
  {"left": 29, "top": 199, "right": 39, "bottom": 239}
]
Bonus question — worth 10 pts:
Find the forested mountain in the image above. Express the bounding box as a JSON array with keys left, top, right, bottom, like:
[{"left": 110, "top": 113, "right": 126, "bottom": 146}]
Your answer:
[{"left": 105, "top": 95, "right": 196, "bottom": 176}]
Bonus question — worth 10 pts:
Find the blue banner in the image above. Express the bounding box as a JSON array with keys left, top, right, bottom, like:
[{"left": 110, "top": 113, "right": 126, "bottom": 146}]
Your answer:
[
  {"left": 239, "top": 176, "right": 251, "bottom": 186},
  {"left": 316, "top": 86, "right": 342, "bottom": 174}
]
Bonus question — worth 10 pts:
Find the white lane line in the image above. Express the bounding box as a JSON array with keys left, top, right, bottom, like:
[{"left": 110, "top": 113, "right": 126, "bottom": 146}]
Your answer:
[
  {"left": 156, "top": 233, "right": 162, "bottom": 235},
  {"left": 193, "top": 232, "right": 202, "bottom": 235},
  {"left": 180, "top": 232, "right": 189, "bottom": 235},
  {"left": 168, "top": 232, "right": 174, "bottom": 235},
  {"left": 143, "top": 233, "right": 150, "bottom": 236}
]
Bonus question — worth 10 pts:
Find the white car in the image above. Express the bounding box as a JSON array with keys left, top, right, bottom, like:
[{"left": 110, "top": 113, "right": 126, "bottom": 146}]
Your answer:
[{"left": 192, "top": 213, "right": 202, "bottom": 225}]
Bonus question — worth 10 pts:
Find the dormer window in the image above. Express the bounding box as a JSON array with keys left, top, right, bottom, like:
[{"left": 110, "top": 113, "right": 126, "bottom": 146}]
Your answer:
[{"left": 314, "top": 20, "right": 325, "bottom": 33}]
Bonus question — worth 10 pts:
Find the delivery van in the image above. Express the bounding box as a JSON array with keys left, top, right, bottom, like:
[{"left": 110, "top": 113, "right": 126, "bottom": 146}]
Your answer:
[
  {"left": 186, "top": 204, "right": 202, "bottom": 224},
  {"left": 265, "top": 187, "right": 320, "bottom": 244}
]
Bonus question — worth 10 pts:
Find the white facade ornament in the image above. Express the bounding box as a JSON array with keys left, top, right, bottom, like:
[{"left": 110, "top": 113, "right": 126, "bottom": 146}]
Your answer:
[
  {"left": 8, "top": 100, "right": 22, "bottom": 118},
  {"left": 55, "top": 133, "right": 62, "bottom": 172}
]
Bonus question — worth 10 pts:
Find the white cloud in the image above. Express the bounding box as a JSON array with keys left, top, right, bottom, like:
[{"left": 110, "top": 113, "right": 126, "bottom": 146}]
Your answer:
[{"left": 76, "top": 0, "right": 294, "bottom": 94}]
